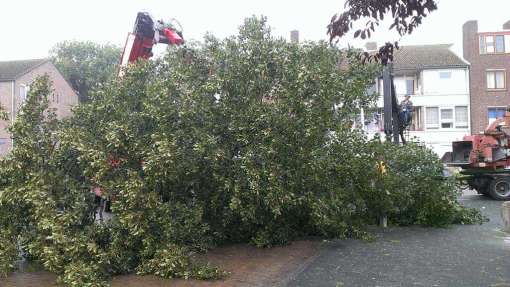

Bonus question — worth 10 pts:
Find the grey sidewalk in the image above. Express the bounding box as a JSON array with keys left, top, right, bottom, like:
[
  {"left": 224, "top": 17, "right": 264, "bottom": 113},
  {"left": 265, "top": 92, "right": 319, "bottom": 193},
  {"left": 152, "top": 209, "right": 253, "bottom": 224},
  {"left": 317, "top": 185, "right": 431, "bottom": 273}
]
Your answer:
[{"left": 288, "top": 191, "right": 510, "bottom": 287}]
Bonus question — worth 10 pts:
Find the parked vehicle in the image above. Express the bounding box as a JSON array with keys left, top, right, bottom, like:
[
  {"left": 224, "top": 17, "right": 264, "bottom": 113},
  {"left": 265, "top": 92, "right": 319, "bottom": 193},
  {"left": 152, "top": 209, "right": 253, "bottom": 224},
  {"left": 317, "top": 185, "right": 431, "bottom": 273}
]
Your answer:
[{"left": 443, "top": 108, "right": 510, "bottom": 200}]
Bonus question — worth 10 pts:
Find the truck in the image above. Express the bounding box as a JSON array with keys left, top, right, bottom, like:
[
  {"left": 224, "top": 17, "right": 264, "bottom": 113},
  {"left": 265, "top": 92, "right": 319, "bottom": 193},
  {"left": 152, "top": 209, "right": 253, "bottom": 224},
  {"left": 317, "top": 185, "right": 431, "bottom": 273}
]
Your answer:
[{"left": 443, "top": 109, "right": 510, "bottom": 200}]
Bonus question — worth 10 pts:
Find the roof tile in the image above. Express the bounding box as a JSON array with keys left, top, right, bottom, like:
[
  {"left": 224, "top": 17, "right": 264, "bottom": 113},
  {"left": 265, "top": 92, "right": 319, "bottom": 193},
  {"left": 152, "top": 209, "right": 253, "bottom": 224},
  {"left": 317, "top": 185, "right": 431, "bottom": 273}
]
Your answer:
[
  {"left": 0, "top": 59, "right": 48, "bottom": 81},
  {"left": 393, "top": 44, "right": 468, "bottom": 75}
]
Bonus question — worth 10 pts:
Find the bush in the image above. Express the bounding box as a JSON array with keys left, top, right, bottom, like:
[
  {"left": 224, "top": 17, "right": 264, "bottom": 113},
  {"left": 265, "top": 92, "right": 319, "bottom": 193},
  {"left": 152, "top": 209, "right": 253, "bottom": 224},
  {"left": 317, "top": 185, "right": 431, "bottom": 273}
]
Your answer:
[
  {"left": 136, "top": 244, "right": 225, "bottom": 280},
  {"left": 0, "top": 16, "right": 482, "bottom": 285},
  {"left": 362, "top": 137, "right": 485, "bottom": 227},
  {"left": 0, "top": 232, "right": 18, "bottom": 278}
]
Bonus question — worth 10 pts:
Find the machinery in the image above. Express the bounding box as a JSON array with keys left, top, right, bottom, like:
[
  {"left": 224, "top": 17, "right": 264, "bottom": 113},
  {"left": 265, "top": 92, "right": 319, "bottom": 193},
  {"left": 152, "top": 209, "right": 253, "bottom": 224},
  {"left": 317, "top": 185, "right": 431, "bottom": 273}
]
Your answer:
[
  {"left": 381, "top": 64, "right": 413, "bottom": 144},
  {"left": 99, "top": 12, "right": 184, "bottom": 212},
  {"left": 119, "top": 12, "right": 184, "bottom": 72},
  {"left": 443, "top": 108, "right": 510, "bottom": 200}
]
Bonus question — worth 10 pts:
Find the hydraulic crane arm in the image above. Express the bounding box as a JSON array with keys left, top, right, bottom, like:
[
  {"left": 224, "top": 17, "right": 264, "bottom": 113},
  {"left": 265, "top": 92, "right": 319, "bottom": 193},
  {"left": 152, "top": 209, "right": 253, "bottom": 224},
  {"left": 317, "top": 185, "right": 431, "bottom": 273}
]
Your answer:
[{"left": 119, "top": 12, "right": 183, "bottom": 72}]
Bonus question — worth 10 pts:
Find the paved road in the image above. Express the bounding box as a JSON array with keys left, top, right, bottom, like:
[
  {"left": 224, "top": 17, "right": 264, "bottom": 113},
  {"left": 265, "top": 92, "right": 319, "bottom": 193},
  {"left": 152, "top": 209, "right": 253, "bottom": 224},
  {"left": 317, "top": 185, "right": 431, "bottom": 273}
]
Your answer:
[{"left": 288, "top": 191, "right": 510, "bottom": 287}]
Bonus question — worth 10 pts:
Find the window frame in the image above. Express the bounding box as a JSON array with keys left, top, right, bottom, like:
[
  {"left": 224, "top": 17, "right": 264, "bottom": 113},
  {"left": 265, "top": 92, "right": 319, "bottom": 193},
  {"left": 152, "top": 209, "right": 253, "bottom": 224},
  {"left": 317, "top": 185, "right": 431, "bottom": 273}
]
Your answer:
[
  {"left": 426, "top": 106, "right": 440, "bottom": 129},
  {"left": 405, "top": 79, "right": 415, "bottom": 96},
  {"left": 496, "top": 35, "right": 506, "bottom": 53},
  {"left": 486, "top": 69, "right": 507, "bottom": 90},
  {"left": 426, "top": 106, "right": 468, "bottom": 130},
  {"left": 488, "top": 106, "right": 507, "bottom": 125},
  {"left": 480, "top": 35, "right": 487, "bottom": 54},
  {"left": 455, "top": 106, "right": 469, "bottom": 129},
  {"left": 486, "top": 35, "right": 495, "bottom": 53},
  {"left": 480, "top": 34, "right": 510, "bottom": 54},
  {"left": 440, "top": 108, "right": 454, "bottom": 129},
  {"left": 439, "top": 71, "right": 452, "bottom": 79},
  {"left": 19, "top": 84, "right": 30, "bottom": 104},
  {"left": 409, "top": 106, "right": 424, "bottom": 131}
]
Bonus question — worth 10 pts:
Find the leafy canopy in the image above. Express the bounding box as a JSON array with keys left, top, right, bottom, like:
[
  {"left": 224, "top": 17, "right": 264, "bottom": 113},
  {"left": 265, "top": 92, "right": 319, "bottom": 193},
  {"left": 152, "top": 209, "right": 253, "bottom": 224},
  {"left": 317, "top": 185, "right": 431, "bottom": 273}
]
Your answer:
[
  {"left": 0, "top": 16, "right": 481, "bottom": 287},
  {"left": 50, "top": 41, "right": 122, "bottom": 102}
]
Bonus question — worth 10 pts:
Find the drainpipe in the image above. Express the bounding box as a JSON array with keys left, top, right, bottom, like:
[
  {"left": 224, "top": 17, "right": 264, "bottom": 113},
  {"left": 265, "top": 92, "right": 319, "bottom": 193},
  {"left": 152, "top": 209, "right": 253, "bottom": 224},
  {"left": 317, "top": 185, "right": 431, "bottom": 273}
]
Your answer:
[{"left": 11, "top": 80, "right": 15, "bottom": 148}]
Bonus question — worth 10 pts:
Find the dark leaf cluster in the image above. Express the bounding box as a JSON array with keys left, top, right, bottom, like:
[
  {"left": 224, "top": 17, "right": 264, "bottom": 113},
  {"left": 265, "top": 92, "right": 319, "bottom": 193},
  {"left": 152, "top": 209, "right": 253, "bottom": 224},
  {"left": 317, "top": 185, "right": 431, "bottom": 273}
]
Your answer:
[{"left": 328, "top": 0, "right": 438, "bottom": 64}]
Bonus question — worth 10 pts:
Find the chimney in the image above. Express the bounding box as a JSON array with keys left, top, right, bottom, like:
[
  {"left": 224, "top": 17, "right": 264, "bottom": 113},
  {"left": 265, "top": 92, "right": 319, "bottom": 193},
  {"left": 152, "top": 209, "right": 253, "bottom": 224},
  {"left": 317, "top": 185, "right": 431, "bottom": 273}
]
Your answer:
[
  {"left": 290, "top": 30, "right": 299, "bottom": 43},
  {"left": 463, "top": 20, "right": 478, "bottom": 61},
  {"left": 365, "top": 42, "right": 378, "bottom": 52},
  {"left": 504, "top": 20, "right": 510, "bottom": 30}
]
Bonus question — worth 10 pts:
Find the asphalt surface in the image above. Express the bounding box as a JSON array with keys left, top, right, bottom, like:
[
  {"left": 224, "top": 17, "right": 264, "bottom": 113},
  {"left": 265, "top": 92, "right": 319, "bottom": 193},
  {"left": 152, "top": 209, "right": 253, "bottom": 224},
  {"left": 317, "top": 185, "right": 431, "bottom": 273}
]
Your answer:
[{"left": 288, "top": 191, "right": 510, "bottom": 287}]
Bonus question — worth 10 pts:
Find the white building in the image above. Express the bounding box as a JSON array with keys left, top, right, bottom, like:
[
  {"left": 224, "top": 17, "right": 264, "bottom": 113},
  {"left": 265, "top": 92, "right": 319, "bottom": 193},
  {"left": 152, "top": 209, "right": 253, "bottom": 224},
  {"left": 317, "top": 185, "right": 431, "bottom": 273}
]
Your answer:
[{"left": 367, "top": 44, "right": 470, "bottom": 156}]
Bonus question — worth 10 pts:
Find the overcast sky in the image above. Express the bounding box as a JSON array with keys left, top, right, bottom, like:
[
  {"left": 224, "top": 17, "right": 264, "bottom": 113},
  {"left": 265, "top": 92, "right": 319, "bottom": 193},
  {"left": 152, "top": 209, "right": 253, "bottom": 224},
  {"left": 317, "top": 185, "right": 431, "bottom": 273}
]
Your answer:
[{"left": 1, "top": 0, "right": 510, "bottom": 61}]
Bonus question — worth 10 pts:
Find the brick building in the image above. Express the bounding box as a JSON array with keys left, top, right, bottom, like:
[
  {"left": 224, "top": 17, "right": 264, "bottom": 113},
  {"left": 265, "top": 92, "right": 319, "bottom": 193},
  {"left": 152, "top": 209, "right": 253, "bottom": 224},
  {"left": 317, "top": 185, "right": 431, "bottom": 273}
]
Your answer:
[
  {"left": 463, "top": 20, "right": 510, "bottom": 134},
  {"left": 0, "top": 59, "right": 78, "bottom": 155}
]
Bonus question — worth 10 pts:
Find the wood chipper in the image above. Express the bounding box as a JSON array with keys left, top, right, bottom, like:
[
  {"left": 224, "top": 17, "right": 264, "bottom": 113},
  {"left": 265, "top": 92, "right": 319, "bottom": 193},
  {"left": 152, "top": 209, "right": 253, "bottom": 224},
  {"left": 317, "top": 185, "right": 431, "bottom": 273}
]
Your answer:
[{"left": 443, "top": 108, "right": 510, "bottom": 200}]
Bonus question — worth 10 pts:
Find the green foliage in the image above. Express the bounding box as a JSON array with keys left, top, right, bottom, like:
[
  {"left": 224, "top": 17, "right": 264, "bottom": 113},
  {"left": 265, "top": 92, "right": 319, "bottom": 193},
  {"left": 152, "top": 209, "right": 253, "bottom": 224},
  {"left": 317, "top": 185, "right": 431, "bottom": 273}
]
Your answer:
[
  {"left": 0, "top": 16, "right": 481, "bottom": 286},
  {"left": 0, "top": 104, "right": 7, "bottom": 121},
  {"left": 61, "top": 261, "right": 109, "bottom": 287},
  {"left": 136, "top": 244, "right": 225, "bottom": 280},
  {"left": 50, "top": 41, "right": 122, "bottom": 102},
  {"left": 361, "top": 137, "right": 481, "bottom": 227},
  {"left": 0, "top": 232, "right": 18, "bottom": 278}
]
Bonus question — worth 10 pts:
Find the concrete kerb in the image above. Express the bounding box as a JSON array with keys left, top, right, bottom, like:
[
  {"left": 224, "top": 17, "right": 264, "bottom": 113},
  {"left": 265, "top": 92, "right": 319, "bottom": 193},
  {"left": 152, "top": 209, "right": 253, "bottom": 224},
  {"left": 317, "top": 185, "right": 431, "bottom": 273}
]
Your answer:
[{"left": 502, "top": 201, "right": 510, "bottom": 232}]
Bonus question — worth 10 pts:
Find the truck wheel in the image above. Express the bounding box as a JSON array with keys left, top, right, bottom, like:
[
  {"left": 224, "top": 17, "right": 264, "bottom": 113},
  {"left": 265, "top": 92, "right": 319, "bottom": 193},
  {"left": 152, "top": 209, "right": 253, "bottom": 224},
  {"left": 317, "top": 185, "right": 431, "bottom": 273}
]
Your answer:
[
  {"left": 489, "top": 177, "right": 510, "bottom": 200},
  {"left": 469, "top": 177, "right": 490, "bottom": 195},
  {"left": 476, "top": 187, "right": 489, "bottom": 196}
]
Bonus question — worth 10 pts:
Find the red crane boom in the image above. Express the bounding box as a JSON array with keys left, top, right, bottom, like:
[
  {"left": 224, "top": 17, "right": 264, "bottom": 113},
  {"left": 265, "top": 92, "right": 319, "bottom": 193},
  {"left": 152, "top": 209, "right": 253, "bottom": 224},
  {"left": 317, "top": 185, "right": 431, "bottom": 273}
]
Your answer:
[{"left": 119, "top": 12, "right": 183, "bottom": 73}]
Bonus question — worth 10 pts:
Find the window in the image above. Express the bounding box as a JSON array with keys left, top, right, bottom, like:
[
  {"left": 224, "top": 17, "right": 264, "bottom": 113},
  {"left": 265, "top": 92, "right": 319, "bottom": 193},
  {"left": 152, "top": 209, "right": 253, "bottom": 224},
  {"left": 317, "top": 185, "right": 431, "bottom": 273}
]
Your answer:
[
  {"left": 488, "top": 107, "right": 507, "bottom": 124},
  {"left": 409, "top": 106, "right": 424, "bottom": 131},
  {"left": 426, "top": 107, "right": 439, "bottom": 129},
  {"left": 440, "top": 108, "right": 454, "bottom": 128},
  {"left": 52, "top": 93, "right": 60, "bottom": 103},
  {"left": 487, "top": 72, "right": 495, "bottom": 89},
  {"left": 486, "top": 36, "right": 495, "bottom": 53},
  {"left": 406, "top": 79, "right": 414, "bottom": 95},
  {"left": 455, "top": 106, "right": 469, "bottom": 128},
  {"left": 439, "top": 71, "right": 452, "bottom": 79},
  {"left": 496, "top": 35, "right": 506, "bottom": 53},
  {"left": 480, "top": 36, "right": 486, "bottom": 54},
  {"left": 427, "top": 107, "right": 468, "bottom": 129},
  {"left": 480, "top": 34, "right": 510, "bottom": 54},
  {"left": 19, "top": 85, "right": 29, "bottom": 104},
  {"left": 487, "top": 70, "right": 506, "bottom": 89}
]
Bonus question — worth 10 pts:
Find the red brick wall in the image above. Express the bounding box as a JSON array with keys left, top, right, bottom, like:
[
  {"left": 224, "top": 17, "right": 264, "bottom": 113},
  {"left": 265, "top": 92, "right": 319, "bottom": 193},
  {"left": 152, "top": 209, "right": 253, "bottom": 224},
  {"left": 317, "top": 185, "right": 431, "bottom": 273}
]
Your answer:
[{"left": 463, "top": 21, "right": 510, "bottom": 134}]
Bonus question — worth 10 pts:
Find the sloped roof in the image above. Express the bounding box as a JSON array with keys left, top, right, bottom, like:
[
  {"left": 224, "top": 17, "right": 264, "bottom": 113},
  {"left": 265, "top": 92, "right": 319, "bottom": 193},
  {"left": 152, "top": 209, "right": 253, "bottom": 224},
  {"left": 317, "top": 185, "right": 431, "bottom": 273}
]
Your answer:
[
  {"left": 393, "top": 44, "right": 468, "bottom": 76},
  {"left": 0, "top": 59, "right": 49, "bottom": 81}
]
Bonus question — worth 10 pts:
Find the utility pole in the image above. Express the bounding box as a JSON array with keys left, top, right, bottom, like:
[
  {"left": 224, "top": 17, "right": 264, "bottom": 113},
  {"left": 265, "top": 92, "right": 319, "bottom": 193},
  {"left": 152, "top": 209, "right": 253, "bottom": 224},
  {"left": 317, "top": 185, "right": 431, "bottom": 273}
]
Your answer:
[{"left": 382, "top": 63, "right": 399, "bottom": 144}]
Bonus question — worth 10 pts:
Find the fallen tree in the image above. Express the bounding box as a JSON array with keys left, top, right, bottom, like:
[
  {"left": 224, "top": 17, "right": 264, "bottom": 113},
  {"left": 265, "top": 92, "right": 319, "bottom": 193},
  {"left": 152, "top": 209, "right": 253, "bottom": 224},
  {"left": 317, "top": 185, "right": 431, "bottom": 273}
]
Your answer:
[{"left": 0, "top": 16, "right": 482, "bottom": 286}]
